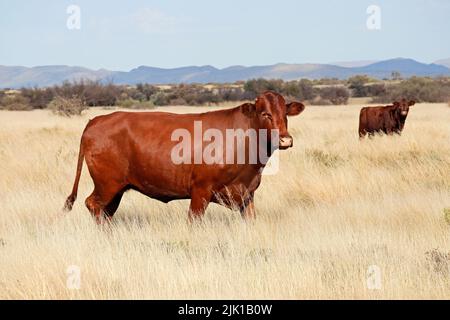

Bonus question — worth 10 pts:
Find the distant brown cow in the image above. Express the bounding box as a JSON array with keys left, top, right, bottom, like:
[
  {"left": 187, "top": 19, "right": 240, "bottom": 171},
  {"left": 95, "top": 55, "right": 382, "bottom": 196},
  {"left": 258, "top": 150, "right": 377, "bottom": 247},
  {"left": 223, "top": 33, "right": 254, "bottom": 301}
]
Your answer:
[
  {"left": 64, "top": 91, "right": 305, "bottom": 223},
  {"left": 359, "top": 99, "right": 415, "bottom": 138}
]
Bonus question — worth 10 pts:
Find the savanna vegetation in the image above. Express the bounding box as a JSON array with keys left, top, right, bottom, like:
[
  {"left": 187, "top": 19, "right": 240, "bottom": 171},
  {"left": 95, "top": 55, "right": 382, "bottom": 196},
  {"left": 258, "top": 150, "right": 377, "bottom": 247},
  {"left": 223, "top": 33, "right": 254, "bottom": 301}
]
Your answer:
[{"left": 1, "top": 76, "right": 450, "bottom": 114}]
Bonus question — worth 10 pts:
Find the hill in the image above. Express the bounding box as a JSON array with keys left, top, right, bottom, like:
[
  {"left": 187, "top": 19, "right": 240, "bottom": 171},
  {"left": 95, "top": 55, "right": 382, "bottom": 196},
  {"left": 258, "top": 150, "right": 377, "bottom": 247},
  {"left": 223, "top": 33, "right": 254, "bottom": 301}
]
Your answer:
[{"left": 1, "top": 58, "right": 449, "bottom": 88}]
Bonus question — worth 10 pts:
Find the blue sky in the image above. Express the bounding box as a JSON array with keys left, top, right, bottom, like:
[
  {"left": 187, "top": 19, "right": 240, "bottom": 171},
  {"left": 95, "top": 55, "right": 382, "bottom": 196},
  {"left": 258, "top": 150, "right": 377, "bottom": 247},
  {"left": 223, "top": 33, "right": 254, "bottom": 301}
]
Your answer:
[{"left": 0, "top": 0, "right": 449, "bottom": 70}]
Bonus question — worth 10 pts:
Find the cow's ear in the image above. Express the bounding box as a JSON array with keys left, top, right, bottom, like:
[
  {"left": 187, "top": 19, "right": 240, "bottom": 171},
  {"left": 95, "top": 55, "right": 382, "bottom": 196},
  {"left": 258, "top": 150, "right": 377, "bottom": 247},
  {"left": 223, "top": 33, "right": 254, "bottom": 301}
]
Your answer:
[
  {"left": 286, "top": 102, "right": 305, "bottom": 116},
  {"left": 241, "top": 103, "right": 256, "bottom": 116},
  {"left": 408, "top": 100, "right": 416, "bottom": 106},
  {"left": 393, "top": 101, "right": 400, "bottom": 107}
]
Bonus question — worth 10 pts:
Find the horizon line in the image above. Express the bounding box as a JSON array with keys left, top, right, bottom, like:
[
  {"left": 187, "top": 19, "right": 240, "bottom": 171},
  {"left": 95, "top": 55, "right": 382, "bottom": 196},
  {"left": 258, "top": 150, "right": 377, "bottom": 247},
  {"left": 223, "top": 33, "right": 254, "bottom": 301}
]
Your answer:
[{"left": 1, "top": 57, "right": 449, "bottom": 72}]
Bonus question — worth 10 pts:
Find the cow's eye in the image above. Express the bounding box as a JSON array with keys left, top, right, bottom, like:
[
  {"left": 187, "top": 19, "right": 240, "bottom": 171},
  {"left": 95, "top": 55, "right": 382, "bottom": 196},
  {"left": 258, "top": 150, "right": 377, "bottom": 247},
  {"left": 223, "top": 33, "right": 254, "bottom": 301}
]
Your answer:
[{"left": 262, "top": 112, "right": 273, "bottom": 121}]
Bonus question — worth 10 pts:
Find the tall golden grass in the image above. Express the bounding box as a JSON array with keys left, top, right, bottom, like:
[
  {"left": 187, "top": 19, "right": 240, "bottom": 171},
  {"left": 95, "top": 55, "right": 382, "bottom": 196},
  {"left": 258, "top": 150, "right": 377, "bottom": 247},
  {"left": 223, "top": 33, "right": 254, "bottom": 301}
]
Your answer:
[{"left": 0, "top": 103, "right": 449, "bottom": 299}]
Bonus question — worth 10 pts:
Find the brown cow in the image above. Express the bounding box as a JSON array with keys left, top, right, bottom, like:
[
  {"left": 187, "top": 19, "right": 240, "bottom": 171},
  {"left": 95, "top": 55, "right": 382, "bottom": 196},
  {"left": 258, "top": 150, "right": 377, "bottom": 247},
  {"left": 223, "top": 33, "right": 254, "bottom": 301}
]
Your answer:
[
  {"left": 64, "top": 91, "right": 305, "bottom": 223},
  {"left": 359, "top": 99, "right": 415, "bottom": 138}
]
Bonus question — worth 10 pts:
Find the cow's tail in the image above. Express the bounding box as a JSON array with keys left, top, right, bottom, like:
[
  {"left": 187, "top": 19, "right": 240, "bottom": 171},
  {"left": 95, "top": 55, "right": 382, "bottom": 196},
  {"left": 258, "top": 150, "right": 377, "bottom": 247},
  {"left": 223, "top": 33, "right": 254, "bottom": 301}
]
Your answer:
[{"left": 64, "top": 138, "right": 85, "bottom": 211}]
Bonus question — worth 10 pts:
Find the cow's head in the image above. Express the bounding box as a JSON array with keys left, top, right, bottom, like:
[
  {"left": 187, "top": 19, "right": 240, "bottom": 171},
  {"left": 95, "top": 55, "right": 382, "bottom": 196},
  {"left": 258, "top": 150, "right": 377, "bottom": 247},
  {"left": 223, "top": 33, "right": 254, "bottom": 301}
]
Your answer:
[
  {"left": 393, "top": 99, "right": 415, "bottom": 118},
  {"left": 243, "top": 91, "right": 305, "bottom": 150}
]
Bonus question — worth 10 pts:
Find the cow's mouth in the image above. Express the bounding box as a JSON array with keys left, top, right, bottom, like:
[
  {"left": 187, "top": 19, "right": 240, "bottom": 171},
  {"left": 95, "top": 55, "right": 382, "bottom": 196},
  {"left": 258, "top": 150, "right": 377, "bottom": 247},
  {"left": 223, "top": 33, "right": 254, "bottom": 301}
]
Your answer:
[{"left": 279, "top": 136, "right": 293, "bottom": 149}]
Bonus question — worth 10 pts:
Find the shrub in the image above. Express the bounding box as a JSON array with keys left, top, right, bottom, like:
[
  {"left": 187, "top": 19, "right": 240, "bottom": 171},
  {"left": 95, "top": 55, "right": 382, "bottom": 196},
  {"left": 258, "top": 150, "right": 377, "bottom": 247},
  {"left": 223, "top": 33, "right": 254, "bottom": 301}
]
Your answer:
[
  {"left": 152, "top": 92, "right": 170, "bottom": 106},
  {"left": 118, "top": 99, "right": 155, "bottom": 109},
  {"left": 169, "top": 97, "right": 188, "bottom": 106},
  {"left": 284, "top": 79, "right": 315, "bottom": 101},
  {"left": 316, "top": 86, "right": 349, "bottom": 105},
  {"left": 242, "top": 78, "right": 316, "bottom": 101},
  {"left": 309, "top": 97, "right": 332, "bottom": 106},
  {"left": 348, "top": 75, "right": 371, "bottom": 97},
  {"left": 20, "top": 87, "right": 54, "bottom": 109},
  {"left": 243, "top": 79, "right": 284, "bottom": 98},
  {"left": 218, "top": 88, "right": 246, "bottom": 101},
  {"left": 366, "top": 83, "right": 387, "bottom": 98},
  {"left": 136, "top": 83, "right": 157, "bottom": 101},
  {"left": 0, "top": 94, "right": 32, "bottom": 111},
  {"left": 371, "top": 77, "right": 450, "bottom": 103},
  {"left": 52, "top": 80, "right": 122, "bottom": 106},
  {"left": 48, "top": 96, "right": 86, "bottom": 117},
  {"left": 83, "top": 82, "right": 120, "bottom": 106},
  {"left": 118, "top": 99, "right": 137, "bottom": 108},
  {"left": 312, "top": 78, "right": 342, "bottom": 86}
]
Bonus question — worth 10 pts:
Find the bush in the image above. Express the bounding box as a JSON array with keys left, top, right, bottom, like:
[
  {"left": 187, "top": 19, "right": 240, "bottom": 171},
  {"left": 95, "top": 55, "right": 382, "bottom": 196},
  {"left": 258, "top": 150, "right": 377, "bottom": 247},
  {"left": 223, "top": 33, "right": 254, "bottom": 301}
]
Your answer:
[
  {"left": 0, "top": 94, "right": 33, "bottom": 111},
  {"left": 243, "top": 78, "right": 315, "bottom": 101},
  {"left": 20, "top": 87, "right": 54, "bottom": 109},
  {"left": 48, "top": 96, "right": 86, "bottom": 117},
  {"left": 4, "top": 76, "right": 449, "bottom": 110},
  {"left": 243, "top": 79, "right": 284, "bottom": 98},
  {"left": 315, "top": 86, "right": 349, "bottom": 105},
  {"left": 283, "top": 79, "right": 316, "bottom": 101},
  {"left": 366, "top": 83, "right": 386, "bottom": 98},
  {"left": 371, "top": 77, "right": 450, "bottom": 103},
  {"left": 52, "top": 80, "right": 121, "bottom": 106},
  {"left": 136, "top": 83, "right": 157, "bottom": 101},
  {"left": 118, "top": 99, "right": 155, "bottom": 109},
  {"left": 347, "top": 75, "right": 374, "bottom": 97},
  {"left": 83, "top": 82, "right": 120, "bottom": 106},
  {"left": 309, "top": 97, "right": 332, "bottom": 106},
  {"left": 152, "top": 92, "right": 170, "bottom": 106}
]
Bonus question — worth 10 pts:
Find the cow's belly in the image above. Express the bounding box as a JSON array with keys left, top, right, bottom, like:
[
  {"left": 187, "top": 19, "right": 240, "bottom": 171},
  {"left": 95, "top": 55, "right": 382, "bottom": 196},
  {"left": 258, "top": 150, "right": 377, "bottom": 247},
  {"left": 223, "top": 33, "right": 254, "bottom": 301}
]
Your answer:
[
  {"left": 129, "top": 159, "right": 193, "bottom": 201},
  {"left": 131, "top": 164, "right": 262, "bottom": 206}
]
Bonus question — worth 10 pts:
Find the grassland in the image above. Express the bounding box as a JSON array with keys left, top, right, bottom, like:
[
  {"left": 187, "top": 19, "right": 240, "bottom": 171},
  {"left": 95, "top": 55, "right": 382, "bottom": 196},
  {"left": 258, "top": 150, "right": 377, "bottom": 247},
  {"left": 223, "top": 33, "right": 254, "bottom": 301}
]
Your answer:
[{"left": 0, "top": 103, "right": 449, "bottom": 299}]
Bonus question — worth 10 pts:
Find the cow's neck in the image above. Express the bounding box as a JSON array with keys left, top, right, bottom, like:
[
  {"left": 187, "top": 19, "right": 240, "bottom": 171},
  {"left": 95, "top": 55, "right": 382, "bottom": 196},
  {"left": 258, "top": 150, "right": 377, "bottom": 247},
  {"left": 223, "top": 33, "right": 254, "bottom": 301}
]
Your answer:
[
  {"left": 398, "top": 116, "right": 406, "bottom": 130},
  {"left": 388, "top": 107, "right": 405, "bottom": 129},
  {"left": 395, "top": 110, "right": 407, "bottom": 129},
  {"left": 229, "top": 106, "right": 276, "bottom": 169}
]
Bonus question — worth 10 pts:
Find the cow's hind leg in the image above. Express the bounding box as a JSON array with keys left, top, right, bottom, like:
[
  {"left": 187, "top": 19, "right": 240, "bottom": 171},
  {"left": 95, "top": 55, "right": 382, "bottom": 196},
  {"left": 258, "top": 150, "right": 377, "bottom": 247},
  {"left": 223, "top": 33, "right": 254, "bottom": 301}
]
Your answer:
[
  {"left": 85, "top": 184, "right": 124, "bottom": 224},
  {"left": 85, "top": 191, "right": 105, "bottom": 224},
  {"left": 104, "top": 190, "right": 125, "bottom": 220}
]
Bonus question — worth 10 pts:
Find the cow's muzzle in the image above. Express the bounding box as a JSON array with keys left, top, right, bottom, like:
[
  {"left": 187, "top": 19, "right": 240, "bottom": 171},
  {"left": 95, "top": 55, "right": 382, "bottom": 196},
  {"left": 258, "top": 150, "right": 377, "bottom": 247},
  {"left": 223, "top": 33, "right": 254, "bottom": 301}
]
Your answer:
[{"left": 279, "top": 136, "right": 293, "bottom": 149}]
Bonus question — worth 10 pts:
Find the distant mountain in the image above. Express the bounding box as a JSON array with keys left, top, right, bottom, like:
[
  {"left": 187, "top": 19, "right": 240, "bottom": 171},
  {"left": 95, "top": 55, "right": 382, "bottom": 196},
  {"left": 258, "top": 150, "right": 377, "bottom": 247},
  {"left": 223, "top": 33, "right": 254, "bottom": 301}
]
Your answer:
[
  {"left": 113, "top": 65, "right": 219, "bottom": 84},
  {"left": 351, "top": 58, "right": 450, "bottom": 79},
  {"left": 435, "top": 58, "right": 450, "bottom": 68},
  {"left": 0, "top": 65, "right": 115, "bottom": 88},
  {"left": 1, "top": 58, "right": 449, "bottom": 88},
  {"left": 331, "top": 60, "right": 378, "bottom": 68}
]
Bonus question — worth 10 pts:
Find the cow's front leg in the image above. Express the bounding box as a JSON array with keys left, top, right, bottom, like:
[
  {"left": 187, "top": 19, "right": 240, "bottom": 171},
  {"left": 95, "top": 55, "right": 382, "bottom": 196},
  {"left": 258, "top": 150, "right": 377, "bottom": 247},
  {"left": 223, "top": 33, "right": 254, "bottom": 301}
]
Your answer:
[
  {"left": 240, "top": 196, "right": 256, "bottom": 220},
  {"left": 188, "top": 187, "right": 212, "bottom": 223}
]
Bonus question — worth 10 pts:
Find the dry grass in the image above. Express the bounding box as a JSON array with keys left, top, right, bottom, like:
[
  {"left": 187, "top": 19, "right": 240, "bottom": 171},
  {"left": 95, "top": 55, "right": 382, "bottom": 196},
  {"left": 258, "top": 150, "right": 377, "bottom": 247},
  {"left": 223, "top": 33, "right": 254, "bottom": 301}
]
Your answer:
[{"left": 0, "top": 103, "right": 449, "bottom": 299}]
